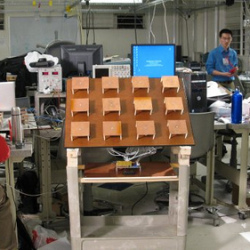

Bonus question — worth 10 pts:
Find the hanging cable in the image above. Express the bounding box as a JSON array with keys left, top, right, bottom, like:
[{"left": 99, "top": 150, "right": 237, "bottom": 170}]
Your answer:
[
  {"left": 133, "top": 0, "right": 138, "bottom": 44},
  {"left": 185, "top": 16, "right": 190, "bottom": 59},
  {"left": 85, "top": 5, "right": 91, "bottom": 44},
  {"left": 162, "top": 0, "right": 169, "bottom": 43},
  {"left": 131, "top": 182, "right": 149, "bottom": 215},
  {"left": 77, "top": 9, "right": 84, "bottom": 44},
  {"left": 91, "top": 11, "right": 96, "bottom": 44},
  {"left": 178, "top": 9, "right": 191, "bottom": 59},
  {"left": 75, "top": 0, "right": 84, "bottom": 45},
  {"left": 149, "top": 3, "right": 156, "bottom": 44}
]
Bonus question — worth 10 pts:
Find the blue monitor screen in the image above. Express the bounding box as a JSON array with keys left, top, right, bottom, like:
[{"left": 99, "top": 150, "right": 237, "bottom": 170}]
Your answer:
[{"left": 131, "top": 44, "right": 176, "bottom": 78}]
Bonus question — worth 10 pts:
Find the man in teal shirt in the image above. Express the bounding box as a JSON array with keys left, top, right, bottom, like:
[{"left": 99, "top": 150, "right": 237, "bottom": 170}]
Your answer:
[{"left": 206, "top": 28, "right": 238, "bottom": 90}]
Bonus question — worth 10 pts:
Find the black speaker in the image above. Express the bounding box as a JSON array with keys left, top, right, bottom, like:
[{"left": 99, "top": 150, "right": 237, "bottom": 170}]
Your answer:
[{"left": 226, "top": 0, "right": 234, "bottom": 6}]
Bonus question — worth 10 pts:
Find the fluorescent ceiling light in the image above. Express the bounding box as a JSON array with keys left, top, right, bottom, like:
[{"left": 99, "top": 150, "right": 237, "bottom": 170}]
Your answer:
[{"left": 82, "top": 0, "right": 143, "bottom": 4}]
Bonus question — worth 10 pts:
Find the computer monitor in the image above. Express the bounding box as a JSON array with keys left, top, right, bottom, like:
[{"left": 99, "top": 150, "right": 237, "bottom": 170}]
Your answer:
[
  {"left": 176, "top": 45, "right": 182, "bottom": 62},
  {"left": 0, "top": 81, "right": 16, "bottom": 112},
  {"left": 60, "top": 44, "right": 103, "bottom": 78},
  {"left": 131, "top": 44, "right": 176, "bottom": 78}
]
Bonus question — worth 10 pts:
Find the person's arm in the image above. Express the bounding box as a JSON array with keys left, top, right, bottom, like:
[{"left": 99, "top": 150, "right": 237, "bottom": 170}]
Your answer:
[
  {"left": 212, "top": 69, "right": 233, "bottom": 77},
  {"left": 206, "top": 51, "right": 215, "bottom": 75},
  {"left": 230, "top": 51, "right": 239, "bottom": 76}
]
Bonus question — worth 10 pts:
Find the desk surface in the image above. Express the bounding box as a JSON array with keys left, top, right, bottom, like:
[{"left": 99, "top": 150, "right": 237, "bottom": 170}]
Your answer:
[
  {"left": 214, "top": 121, "right": 227, "bottom": 130},
  {"left": 212, "top": 120, "right": 250, "bottom": 211},
  {"left": 0, "top": 113, "right": 37, "bottom": 131},
  {"left": 9, "top": 143, "right": 32, "bottom": 159},
  {"left": 214, "top": 120, "right": 250, "bottom": 130}
]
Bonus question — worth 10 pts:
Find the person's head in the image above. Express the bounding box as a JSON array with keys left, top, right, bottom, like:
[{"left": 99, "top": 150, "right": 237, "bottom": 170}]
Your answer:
[{"left": 219, "top": 28, "right": 233, "bottom": 49}]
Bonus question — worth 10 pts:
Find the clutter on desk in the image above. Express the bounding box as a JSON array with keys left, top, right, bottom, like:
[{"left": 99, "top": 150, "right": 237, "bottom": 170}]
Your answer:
[
  {"left": 25, "top": 51, "right": 59, "bottom": 73},
  {"left": 207, "top": 81, "right": 231, "bottom": 98},
  {"left": 243, "top": 97, "right": 250, "bottom": 116},
  {"left": 209, "top": 100, "right": 231, "bottom": 119},
  {"left": 6, "top": 72, "right": 17, "bottom": 82},
  {"left": 209, "top": 92, "right": 250, "bottom": 124}
]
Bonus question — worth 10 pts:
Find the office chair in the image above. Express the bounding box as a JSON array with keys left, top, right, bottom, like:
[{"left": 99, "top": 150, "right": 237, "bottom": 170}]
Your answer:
[{"left": 161, "top": 111, "right": 220, "bottom": 226}]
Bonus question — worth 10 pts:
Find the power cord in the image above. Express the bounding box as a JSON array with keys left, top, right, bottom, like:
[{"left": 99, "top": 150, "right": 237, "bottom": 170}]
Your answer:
[{"left": 131, "top": 182, "right": 149, "bottom": 215}]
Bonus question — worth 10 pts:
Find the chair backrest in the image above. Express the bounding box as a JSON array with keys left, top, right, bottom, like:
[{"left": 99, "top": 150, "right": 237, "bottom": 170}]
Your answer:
[{"left": 189, "top": 111, "right": 215, "bottom": 160}]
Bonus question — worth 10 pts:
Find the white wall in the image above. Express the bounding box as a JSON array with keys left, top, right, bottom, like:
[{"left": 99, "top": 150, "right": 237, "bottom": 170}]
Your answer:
[{"left": 0, "top": 3, "right": 228, "bottom": 61}]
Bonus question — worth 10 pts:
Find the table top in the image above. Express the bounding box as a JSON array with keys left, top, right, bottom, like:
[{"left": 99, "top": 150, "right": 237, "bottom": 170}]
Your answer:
[
  {"left": 0, "top": 113, "right": 37, "bottom": 131},
  {"left": 214, "top": 120, "right": 250, "bottom": 130},
  {"left": 64, "top": 77, "right": 195, "bottom": 148}
]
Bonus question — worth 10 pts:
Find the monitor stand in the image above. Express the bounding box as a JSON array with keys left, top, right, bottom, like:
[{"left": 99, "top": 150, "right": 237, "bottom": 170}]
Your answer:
[{"left": 77, "top": 62, "right": 86, "bottom": 76}]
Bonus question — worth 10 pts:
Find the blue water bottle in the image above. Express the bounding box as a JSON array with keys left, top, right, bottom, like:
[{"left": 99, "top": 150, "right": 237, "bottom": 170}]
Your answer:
[{"left": 231, "top": 88, "right": 242, "bottom": 124}]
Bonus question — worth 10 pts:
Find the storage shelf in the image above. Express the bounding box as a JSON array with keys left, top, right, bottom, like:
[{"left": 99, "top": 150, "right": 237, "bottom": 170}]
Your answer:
[
  {"left": 78, "top": 215, "right": 185, "bottom": 249},
  {"left": 80, "top": 162, "right": 178, "bottom": 183}
]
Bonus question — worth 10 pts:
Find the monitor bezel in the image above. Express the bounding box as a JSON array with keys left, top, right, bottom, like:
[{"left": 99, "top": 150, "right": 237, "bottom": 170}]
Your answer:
[
  {"left": 92, "top": 65, "right": 112, "bottom": 78},
  {"left": 131, "top": 43, "right": 176, "bottom": 78},
  {"left": 0, "top": 81, "right": 16, "bottom": 112}
]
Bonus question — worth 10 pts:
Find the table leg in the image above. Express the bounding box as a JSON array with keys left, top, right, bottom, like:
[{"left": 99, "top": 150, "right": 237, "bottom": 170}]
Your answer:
[
  {"left": 66, "top": 148, "right": 82, "bottom": 249},
  {"left": 237, "top": 129, "right": 249, "bottom": 210},
  {"left": 205, "top": 147, "right": 216, "bottom": 206},
  {"left": 5, "top": 158, "right": 16, "bottom": 229}
]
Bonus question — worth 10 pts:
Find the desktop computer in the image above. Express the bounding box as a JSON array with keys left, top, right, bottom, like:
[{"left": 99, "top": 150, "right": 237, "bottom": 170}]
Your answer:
[{"left": 177, "top": 71, "right": 207, "bottom": 113}]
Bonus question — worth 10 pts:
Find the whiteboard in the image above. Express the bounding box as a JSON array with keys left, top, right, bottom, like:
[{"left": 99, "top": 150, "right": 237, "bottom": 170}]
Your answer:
[{"left": 10, "top": 16, "right": 80, "bottom": 56}]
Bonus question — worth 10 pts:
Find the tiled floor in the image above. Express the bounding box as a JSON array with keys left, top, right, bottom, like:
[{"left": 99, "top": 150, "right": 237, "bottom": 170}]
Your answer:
[
  {"left": 87, "top": 140, "right": 250, "bottom": 250},
  {"left": 184, "top": 141, "right": 250, "bottom": 250},
  {"left": 2, "top": 138, "right": 250, "bottom": 249},
  {"left": 89, "top": 176, "right": 250, "bottom": 250}
]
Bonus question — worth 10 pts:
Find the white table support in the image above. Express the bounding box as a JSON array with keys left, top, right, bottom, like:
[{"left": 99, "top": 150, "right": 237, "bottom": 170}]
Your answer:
[
  {"left": 215, "top": 123, "right": 250, "bottom": 211},
  {"left": 203, "top": 122, "right": 227, "bottom": 206},
  {"left": 5, "top": 143, "right": 33, "bottom": 236},
  {"left": 66, "top": 146, "right": 191, "bottom": 250},
  {"left": 35, "top": 129, "right": 61, "bottom": 221},
  {"left": 204, "top": 122, "right": 250, "bottom": 217}
]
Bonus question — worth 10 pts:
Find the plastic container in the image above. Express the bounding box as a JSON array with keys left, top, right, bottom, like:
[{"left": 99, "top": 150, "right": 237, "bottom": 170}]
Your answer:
[{"left": 231, "top": 88, "right": 243, "bottom": 124}]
